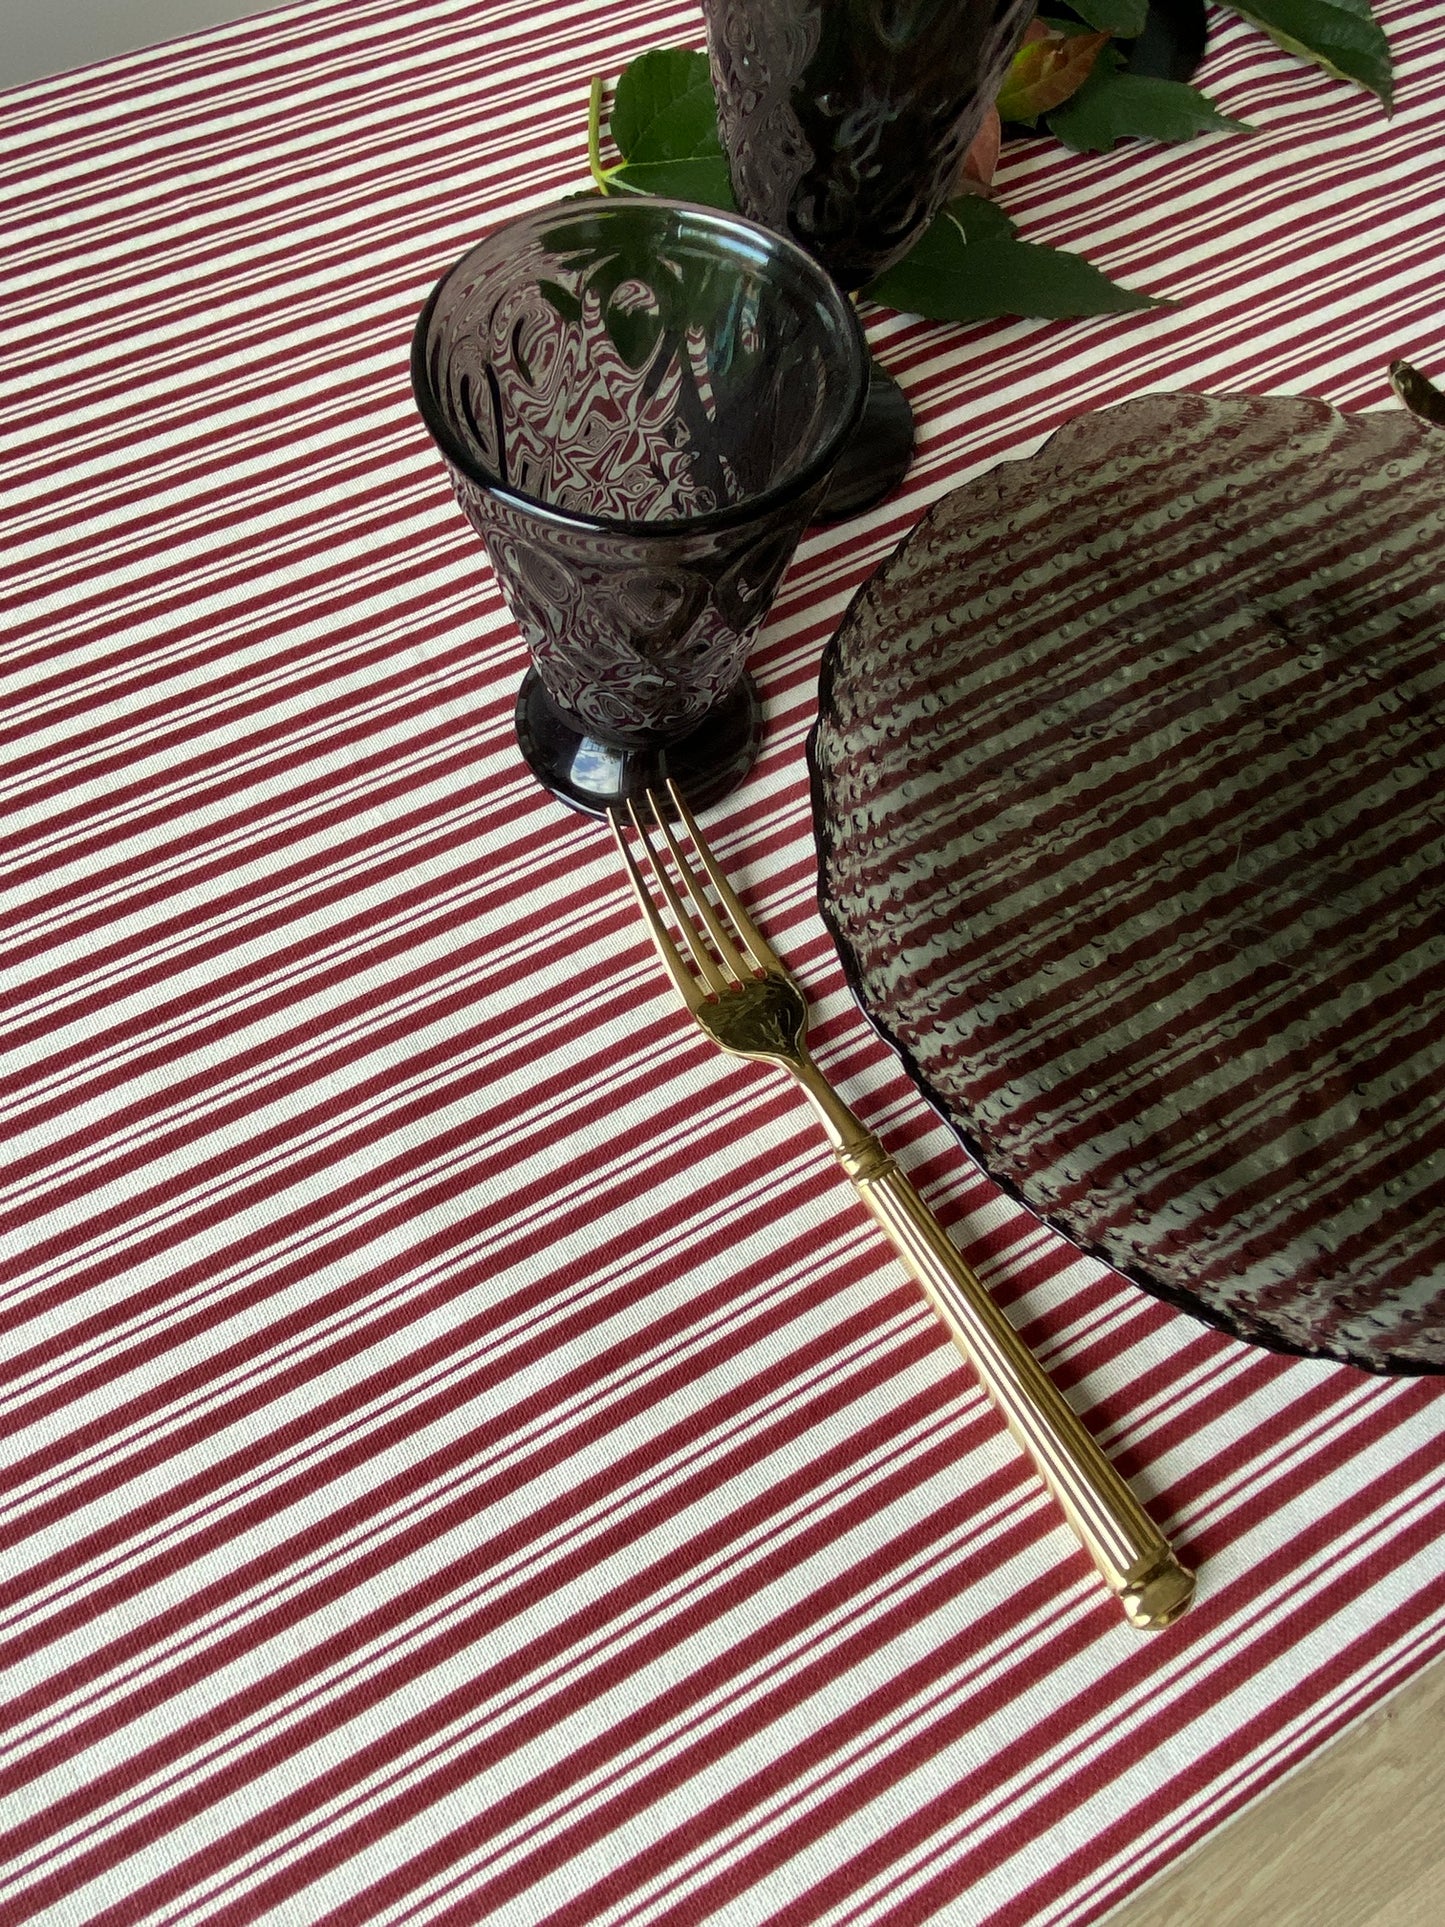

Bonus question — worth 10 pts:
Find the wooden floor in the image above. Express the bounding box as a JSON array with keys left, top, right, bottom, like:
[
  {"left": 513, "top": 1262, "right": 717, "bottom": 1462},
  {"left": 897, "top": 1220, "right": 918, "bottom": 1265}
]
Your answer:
[{"left": 1105, "top": 1659, "right": 1445, "bottom": 1926}]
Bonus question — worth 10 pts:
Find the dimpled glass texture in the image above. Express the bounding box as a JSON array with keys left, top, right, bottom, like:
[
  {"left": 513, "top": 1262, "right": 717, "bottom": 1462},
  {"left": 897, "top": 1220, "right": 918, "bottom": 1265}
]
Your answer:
[{"left": 411, "top": 198, "right": 867, "bottom": 813}]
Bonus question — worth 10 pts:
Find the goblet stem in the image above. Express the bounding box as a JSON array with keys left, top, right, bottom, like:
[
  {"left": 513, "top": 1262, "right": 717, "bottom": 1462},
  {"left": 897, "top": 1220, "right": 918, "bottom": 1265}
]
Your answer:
[{"left": 515, "top": 670, "right": 765, "bottom": 818}]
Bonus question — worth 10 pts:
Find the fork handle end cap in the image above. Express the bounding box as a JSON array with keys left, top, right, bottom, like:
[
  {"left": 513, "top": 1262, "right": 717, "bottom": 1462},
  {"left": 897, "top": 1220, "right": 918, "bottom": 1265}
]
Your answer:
[{"left": 1119, "top": 1554, "right": 1196, "bottom": 1630}]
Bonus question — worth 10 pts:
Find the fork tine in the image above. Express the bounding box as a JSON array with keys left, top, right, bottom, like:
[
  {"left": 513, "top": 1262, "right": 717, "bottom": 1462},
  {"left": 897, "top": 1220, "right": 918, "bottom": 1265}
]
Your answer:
[
  {"left": 641, "top": 790, "right": 752, "bottom": 985},
  {"left": 608, "top": 806, "right": 706, "bottom": 1012},
  {"left": 661, "top": 779, "right": 785, "bottom": 978},
  {"left": 622, "top": 798, "right": 734, "bottom": 998}
]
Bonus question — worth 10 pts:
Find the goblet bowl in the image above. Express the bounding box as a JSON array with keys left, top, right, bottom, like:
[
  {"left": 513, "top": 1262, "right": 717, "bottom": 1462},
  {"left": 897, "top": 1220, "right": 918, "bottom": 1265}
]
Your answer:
[{"left": 411, "top": 197, "right": 868, "bottom": 814}]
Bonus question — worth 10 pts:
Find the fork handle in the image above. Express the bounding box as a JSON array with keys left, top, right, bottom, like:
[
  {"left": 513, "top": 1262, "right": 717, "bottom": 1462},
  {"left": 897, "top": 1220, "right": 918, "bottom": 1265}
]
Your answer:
[{"left": 818, "top": 1112, "right": 1194, "bottom": 1629}]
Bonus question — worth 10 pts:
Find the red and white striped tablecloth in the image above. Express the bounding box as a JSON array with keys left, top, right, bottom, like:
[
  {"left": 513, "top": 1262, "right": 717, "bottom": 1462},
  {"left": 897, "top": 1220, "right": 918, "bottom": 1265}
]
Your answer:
[{"left": 4, "top": 2, "right": 1445, "bottom": 1922}]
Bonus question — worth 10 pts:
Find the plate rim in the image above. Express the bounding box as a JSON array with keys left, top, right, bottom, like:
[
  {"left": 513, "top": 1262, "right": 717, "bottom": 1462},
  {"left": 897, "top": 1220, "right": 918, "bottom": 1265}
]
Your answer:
[{"left": 805, "top": 390, "right": 1445, "bottom": 1377}]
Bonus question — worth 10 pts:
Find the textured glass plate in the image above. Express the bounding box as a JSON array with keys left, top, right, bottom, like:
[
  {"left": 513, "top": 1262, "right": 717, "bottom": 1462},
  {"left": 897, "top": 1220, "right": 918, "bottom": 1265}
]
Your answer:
[{"left": 809, "top": 393, "right": 1445, "bottom": 1372}]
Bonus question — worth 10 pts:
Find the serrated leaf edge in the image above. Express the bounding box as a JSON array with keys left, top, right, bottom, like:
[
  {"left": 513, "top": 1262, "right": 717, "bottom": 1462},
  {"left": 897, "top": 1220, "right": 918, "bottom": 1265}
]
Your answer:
[{"left": 1216, "top": 0, "right": 1393, "bottom": 107}]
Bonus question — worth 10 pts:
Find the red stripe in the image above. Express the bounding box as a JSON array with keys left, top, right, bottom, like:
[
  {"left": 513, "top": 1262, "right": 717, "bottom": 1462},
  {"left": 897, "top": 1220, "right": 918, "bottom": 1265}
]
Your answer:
[
  {"left": 174, "top": 1390, "right": 1442, "bottom": 1927},
  {"left": 521, "top": 1429, "right": 1445, "bottom": 1927},
  {"left": 8, "top": 0, "right": 1445, "bottom": 1921}
]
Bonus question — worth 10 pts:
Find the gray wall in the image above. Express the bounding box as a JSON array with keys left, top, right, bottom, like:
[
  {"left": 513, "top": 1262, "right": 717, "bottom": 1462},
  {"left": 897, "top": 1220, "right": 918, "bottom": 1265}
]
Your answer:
[{"left": 1, "top": 1, "right": 291, "bottom": 89}]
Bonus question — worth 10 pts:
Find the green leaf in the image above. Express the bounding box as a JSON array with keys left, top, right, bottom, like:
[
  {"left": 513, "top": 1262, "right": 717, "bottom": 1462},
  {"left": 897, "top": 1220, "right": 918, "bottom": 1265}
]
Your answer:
[
  {"left": 863, "top": 196, "right": 1163, "bottom": 320},
  {"left": 604, "top": 300, "right": 663, "bottom": 369},
  {"left": 608, "top": 156, "right": 737, "bottom": 208},
  {"left": 1066, "top": 0, "right": 1150, "bottom": 32},
  {"left": 996, "top": 25, "right": 1112, "bottom": 122},
  {"left": 944, "top": 196, "right": 1018, "bottom": 245},
  {"left": 609, "top": 49, "right": 721, "bottom": 162},
  {"left": 547, "top": 210, "right": 696, "bottom": 367},
  {"left": 536, "top": 278, "right": 582, "bottom": 322},
  {"left": 1047, "top": 56, "right": 1253, "bottom": 150},
  {"left": 1217, "top": 0, "right": 1393, "bottom": 106}
]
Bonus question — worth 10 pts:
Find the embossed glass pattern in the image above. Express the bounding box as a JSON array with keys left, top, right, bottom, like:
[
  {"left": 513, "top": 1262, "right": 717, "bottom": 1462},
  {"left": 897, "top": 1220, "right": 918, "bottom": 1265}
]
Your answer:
[
  {"left": 411, "top": 198, "right": 867, "bottom": 812},
  {"left": 702, "top": 0, "right": 1036, "bottom": 291}
]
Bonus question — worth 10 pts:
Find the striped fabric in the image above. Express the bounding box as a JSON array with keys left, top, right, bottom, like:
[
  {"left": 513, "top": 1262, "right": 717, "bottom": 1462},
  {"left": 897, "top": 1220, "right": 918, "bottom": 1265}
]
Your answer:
[{"left": 3, "top": 1, "right": 1443, "bottom": 1922}]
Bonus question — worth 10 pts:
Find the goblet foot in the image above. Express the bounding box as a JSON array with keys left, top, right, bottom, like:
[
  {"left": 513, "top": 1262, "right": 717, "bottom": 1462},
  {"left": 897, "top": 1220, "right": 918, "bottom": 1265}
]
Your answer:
[
  {"left": 515, "top": 671, "right": 765, "bottom": 819},
  {"left": 814, "top": 357, "right": 916, "bottom": 522}
]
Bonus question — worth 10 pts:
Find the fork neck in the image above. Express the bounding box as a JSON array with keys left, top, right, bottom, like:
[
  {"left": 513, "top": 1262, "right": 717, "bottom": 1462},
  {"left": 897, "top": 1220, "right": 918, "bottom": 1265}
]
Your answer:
[{"left": 787, "top": 1051, "right": 894, "bottom": 1184}]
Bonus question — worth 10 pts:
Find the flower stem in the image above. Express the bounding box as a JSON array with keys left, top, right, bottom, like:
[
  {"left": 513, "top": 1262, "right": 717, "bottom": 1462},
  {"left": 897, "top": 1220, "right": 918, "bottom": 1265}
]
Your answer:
[{"left": 587, "top": 76, "right": 612, "bottom": 193}]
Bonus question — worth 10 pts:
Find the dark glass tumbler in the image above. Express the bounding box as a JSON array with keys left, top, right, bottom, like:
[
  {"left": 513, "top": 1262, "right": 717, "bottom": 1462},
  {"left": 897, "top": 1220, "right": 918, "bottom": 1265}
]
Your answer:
[
  {"left": 702, "top": 0, "right": 1036, "bottom": 515},
  {"left": 411, "top": 198, "right": 867, "bottom": 816}
]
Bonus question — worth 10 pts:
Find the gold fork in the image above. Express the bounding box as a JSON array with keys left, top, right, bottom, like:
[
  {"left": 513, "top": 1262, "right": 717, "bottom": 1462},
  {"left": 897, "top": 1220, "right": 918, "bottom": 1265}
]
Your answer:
[{"left": 610, "top": 782, "right": 1195, "bottom": 1631}]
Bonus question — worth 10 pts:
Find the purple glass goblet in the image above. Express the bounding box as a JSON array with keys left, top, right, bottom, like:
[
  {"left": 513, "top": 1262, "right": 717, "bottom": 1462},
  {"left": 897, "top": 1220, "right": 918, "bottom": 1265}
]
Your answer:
[
  {"left": 411, "top": 198, "right": 868, "bottom": 816},
  {"left": 702, "top": 0, "right": 1037, "bottom": 517}
]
